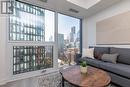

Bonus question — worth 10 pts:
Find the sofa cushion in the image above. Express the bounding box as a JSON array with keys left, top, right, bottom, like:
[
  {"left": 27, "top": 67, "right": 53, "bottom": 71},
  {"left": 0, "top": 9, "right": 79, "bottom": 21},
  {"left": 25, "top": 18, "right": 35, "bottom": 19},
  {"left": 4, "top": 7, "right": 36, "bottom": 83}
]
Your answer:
[
  {"left": 100, "top": 62, "right": 130, "bottom": 79},
  {"left": 101, "top": 53, "right": 118, "bottom": 63},
  {"left": 110, "top": 47, "right": 130, "bottom": 65},
  {"left": 82, "top": 57, "right": 103, "bottom": 68},
  {"left": 82, "top": 48, "right": 94, "bottom": 59},
  {"left": 94, "top": 47, "right": 110, "bottom": 59},
  {"left": 95, "top": 52, "right": 103, "bottom": 60}
]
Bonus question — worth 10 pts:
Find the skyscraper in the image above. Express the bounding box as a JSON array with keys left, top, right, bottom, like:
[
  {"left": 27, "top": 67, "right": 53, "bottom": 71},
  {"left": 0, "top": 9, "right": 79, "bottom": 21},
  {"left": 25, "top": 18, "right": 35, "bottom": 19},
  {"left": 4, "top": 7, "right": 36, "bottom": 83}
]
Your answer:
[
  {"left": 58, "top": 34, "right": 64, "bottom": 53},
  {"left": 70, "top": 26, "right": 76, "bottom": 42}
]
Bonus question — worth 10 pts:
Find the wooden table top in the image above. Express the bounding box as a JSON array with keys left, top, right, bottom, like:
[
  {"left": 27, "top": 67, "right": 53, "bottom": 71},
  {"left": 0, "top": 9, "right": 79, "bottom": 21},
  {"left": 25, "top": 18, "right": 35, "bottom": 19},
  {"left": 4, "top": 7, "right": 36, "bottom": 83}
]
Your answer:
[{"left": 60, "top": 65, "right": 111, "bottom": 87}]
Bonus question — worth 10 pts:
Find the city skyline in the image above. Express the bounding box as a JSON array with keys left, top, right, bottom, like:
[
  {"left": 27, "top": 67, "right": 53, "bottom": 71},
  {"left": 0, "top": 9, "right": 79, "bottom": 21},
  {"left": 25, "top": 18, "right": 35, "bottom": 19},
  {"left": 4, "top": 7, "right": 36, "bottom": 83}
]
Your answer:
[
  {"left": 58, "top": 13, "right": 80, "bottom": 40},
  {"left": 45, "top": 12, "right": 80, "bottom": 42},
  {"left": 58, "top": 26, "right": 80, "bottom": 53}
]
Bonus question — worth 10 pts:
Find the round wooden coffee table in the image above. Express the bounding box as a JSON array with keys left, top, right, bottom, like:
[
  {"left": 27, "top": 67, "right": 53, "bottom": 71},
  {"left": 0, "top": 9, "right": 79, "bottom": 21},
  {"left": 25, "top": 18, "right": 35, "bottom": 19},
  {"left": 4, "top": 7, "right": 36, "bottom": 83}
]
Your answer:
[{"left": 60, "top": 65, "right": 111, "bottom": 87}]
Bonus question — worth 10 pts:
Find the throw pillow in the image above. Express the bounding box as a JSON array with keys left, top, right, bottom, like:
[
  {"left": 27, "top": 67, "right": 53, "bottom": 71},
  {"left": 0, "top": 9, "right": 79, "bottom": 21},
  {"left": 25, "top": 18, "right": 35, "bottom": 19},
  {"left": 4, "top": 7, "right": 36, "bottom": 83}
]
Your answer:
[
  {"left": 101, "top": 54, "right": 119, "bottom": 64},
  {"left": 82, "top": 48, "right": 94, "bottom": 59},
  {"left": 95, "top": 52, "right": 103, "bottom": 60}
]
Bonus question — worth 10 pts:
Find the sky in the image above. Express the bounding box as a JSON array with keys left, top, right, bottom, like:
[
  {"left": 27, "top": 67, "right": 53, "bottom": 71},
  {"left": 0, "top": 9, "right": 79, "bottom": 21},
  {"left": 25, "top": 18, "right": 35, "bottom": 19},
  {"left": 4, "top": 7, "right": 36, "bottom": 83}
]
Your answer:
[
  {"left": 58, "top": 13, "right": 80, "bottom": 39},
  {"left": 45, "top": 10, "right": 55, "bottom": 41},
  {"left": 45, "top": 10, "right": 80, "bottom": 41}
]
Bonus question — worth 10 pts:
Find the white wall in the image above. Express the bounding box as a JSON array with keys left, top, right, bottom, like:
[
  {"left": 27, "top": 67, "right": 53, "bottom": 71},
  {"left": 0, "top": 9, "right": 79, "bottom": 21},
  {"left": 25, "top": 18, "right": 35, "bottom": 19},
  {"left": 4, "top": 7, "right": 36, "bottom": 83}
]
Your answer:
[
  {"left": 83, "top": 0, "right": 130, "bottom": 48},
  {"left": 0, "top": 17, "right": 7, "bottom": 85},
  {"left": 0, "top": 0, "right": 9, "bottom": 85}
]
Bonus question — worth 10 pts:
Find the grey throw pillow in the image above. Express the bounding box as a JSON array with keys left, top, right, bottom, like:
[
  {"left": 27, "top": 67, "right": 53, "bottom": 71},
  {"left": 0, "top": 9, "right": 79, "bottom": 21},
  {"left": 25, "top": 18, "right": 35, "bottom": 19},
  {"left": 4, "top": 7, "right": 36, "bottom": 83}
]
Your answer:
[{"left": 101, "top": 54, "right": 119, "bottom": 63}]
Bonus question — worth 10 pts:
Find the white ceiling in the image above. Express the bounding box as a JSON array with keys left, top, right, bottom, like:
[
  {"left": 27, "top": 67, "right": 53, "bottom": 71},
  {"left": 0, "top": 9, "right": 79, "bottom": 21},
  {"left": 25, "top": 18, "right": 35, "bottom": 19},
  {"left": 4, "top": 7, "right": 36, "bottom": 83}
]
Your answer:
[{"left": 22, "top": 0, "right": 122, "bottom": 18}]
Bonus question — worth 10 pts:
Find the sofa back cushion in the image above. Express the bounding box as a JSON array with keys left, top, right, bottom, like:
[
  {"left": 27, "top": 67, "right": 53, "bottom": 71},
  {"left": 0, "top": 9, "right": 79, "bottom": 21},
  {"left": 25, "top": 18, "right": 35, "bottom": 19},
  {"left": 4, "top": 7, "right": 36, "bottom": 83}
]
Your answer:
[
  {"left": 94, "top": 47, "right": 110, "bottom": 59},
  {"left": 110, "top": 47, "right": 130, "bottom": 65},
  {"left": 101, "top": 53, "right": 118, "bottom": 64}
]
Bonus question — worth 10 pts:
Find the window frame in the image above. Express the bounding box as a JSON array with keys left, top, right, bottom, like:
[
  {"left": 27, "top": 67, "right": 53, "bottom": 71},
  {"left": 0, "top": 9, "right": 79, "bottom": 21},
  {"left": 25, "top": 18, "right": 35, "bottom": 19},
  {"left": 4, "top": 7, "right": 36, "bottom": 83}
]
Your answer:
[
  {"left": 6, "top": 0, "right": 82, "bottom": 82},
  {"left": 7, "top": 0, "right": 58, "bottom": 81}
]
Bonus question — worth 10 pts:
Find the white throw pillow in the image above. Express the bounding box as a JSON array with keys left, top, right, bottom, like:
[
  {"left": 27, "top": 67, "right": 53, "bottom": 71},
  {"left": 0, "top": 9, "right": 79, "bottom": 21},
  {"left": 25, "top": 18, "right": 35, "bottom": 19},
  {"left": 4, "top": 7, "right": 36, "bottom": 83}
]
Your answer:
[{"left": 82, "top": 48, "right": 94, "bottom": 59}]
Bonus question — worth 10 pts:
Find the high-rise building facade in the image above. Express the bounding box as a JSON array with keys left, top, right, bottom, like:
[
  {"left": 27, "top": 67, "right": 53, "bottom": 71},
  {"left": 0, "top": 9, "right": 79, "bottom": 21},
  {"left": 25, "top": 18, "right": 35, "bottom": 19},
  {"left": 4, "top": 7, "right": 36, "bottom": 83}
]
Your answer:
[
  {"left": 70, "top": 26, "right": 76, "bottom": 42},
  {"left": 58, "top": 34, "right": 64, "bottom": 53}
]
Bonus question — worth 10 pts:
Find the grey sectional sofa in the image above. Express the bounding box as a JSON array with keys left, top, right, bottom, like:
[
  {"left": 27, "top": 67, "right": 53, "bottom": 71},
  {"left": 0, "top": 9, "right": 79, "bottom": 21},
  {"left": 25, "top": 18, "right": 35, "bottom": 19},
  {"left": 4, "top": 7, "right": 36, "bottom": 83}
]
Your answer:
[{"left": 76, "top": 47, "right": 130, "bottom": 87}]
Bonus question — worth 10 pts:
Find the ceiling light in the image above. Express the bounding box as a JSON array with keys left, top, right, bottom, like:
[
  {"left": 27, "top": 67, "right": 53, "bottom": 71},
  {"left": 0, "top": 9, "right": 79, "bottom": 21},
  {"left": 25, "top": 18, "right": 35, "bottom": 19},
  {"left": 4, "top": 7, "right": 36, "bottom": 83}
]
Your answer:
[{"left": 67, "top": 0, "right": 101, "bottom": 9}]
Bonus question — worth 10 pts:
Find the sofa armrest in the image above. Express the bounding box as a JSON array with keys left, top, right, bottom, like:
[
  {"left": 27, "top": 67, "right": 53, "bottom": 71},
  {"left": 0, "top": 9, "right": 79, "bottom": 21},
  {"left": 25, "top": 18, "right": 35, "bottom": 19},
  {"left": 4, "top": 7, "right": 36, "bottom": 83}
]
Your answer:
[{"left": 75, "top": 53, "right": 82, "bottom": 65}]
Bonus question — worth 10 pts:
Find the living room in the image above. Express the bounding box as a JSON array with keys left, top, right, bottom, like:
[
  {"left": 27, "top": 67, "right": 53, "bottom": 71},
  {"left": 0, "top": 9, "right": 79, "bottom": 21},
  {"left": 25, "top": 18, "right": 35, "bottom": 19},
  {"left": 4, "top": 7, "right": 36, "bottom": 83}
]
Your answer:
[{"left": 0, "top": 0, "right": 130, "bottom": 87}]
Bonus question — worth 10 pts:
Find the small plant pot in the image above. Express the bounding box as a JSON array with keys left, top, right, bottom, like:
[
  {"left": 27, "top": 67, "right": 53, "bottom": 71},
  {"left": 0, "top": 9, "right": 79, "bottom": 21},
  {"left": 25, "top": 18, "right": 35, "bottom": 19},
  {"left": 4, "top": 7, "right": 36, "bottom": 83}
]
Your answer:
[{"left": 80, "top": 66, "right": 87, "bottom": 74}]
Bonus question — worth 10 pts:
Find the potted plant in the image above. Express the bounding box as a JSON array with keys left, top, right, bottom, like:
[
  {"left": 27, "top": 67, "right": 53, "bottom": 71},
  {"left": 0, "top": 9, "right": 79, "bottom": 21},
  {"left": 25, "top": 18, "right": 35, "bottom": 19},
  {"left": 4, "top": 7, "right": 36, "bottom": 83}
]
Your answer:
[{"left": 80, "top": 61, "right": 87, "bottom": 74}]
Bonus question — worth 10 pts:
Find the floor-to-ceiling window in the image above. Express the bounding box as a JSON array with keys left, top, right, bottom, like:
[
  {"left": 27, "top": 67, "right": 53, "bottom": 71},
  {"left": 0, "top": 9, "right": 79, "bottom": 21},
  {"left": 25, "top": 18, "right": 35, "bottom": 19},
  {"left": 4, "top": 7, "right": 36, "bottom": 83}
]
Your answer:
[{"left": 58, "top": 13, "right": 81, "bottom": 67}]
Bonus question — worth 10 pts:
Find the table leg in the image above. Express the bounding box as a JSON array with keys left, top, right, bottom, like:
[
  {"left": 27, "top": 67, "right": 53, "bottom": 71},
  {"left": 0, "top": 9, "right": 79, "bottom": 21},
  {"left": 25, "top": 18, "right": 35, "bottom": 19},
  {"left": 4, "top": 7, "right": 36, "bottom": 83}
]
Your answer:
[{"left": 62, "top": 77, "right": 64, "bottom": 87}]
